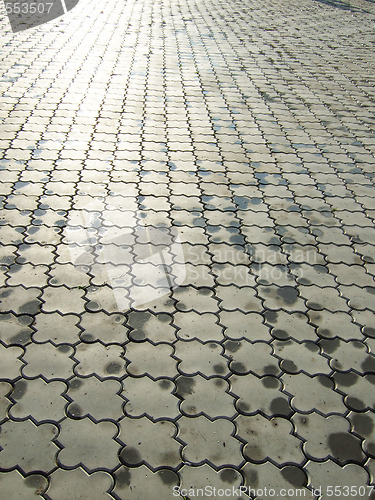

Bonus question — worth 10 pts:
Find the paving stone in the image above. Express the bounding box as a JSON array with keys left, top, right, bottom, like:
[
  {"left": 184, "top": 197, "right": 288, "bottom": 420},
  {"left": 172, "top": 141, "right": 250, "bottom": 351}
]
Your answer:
[
  {"left": 0, "top": 312, "right": 33, "bottom": 346},
  {"left": 66, "top": 377, "right": 124, "bottom": 420},
  {"left": 10, "top": 378, "right": 67, "bottom": 422},
  {"left": 241, "top": 462, "right": 309, "bottom": 499},
  {"left": 118, "top": 417, "right": 180, "bottom": 468},
  {"left": 319, "top": 338, "right": 375, "bottom": 374},
  {"left": 308, "top": 310, "right": 364, "bottom": 341},
  {"left": 235, "top": 414, "right": 304, "bottom": 465},
  {"left": 41, "top": 286, "right": 85, "bottom": 314},
  {"left": 57, "top": 418, "right": 119, "bottom": 471},
  {"left": 272, "top": 339, "right": 330, "bottom": 375},
  {"left": 221, "top": 311, "right": 271, "bottom": 342},
  {"left": 176, "top": 375, "right": 234, "bottom": 418},
  {"left": 265, "top": 310, "right": 317, "bottom": 342},
  {"left": 79, "top": 312, "right": 128, "bottom": 344},
  {"left": 113, "top": 465, "right": 178, "bottom": 500},
  {"left": 74, "top": 343, "right": 126, "bottom": 379},
  {"left": 0, "top": 287, "right": 41, "bottom": 315},
  {"left": 0, "top": 420, "right": 58, "bottom": 473},
  {"left": 22, "top": 342, "right": 75, "bottom": 380},
  {"left": 124, "top": 376, "right": 179, "bottom": 420},
  {"left": 178, "top": 416, "right": 243, "bottom": 467},
  {"left": 32, "top": 313, "right": 80, "bottom": 344},
  {"left": 333, "top": 372, "right": 375, "bottom": 412},
  {"left": 304, "top": 460, "right": 371, "bottom": 500},
  {"left": 175, "top": 340, "right": 228, "bottom": 377},
  {"left": 174, "top": 311, "right": 223, "bottom": 342},
  {"left": 225, "top": 339, "right": 280, "bottom": 376},
  {"left": 46, "top": 468, "right": 113, "bottom": 500},
  {"left": 125, "top": 341, "right": 176, "bottom": 379},
  {"left": 293, "top": 412, "right": 365, "bottom": 464},
  {"left": 282, "top": 373, "right": 346, "bottom": 415},
  {"left": 0, "top": 381, "right": 11, "bottom": 422}
]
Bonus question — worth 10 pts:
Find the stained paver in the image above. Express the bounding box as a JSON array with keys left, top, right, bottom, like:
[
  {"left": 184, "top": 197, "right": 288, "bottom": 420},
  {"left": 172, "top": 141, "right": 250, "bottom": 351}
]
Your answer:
[{"left": 1, "top": 0, "right": 375, "bottom": 498}]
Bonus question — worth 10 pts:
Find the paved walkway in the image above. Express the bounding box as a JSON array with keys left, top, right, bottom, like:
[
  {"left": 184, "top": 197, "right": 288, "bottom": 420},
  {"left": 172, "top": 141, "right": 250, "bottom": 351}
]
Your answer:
[{"left": 0, "top": 0, "right": 375, "bottom": 498}]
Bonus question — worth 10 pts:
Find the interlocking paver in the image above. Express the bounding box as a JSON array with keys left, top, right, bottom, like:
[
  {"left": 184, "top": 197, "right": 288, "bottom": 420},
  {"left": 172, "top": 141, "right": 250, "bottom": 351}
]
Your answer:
[{"left": 1, "top": 0, "right": 375, "bottom": 496}]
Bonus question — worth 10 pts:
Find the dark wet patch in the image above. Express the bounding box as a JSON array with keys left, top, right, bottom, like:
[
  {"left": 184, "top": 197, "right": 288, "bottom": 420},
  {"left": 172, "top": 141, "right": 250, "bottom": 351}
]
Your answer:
[
  {"left": 220, "top": 469, "right": 238, "bottom": 484},
  {"left": 9, "top": 329, "right": 31, "bottom": 345},
  {"left": 366, "top": 287, "right": 375, "bottom": 295},
  {"left": 277, "top": 286, "right": 299, "bottom": 304},
  {"left": 351, "top": 413, "right": 374, "bottom": 436},
  {"left": 87, "top": 301, "right": 100, "bottom": 311},
  {"left": 263, "top": 364, "right": 279, "bottom": 375},
  {"left": 159, "top": 469, "right": 178, "bottom": 485},
  {"left": 364, "top": 327, "right": 375, "bottom": 338},
  {"left": 19, "top": 300, "right": 40, "bottom": 314},
  {"left": 198, "top": 288, "right": 211, "bottom": 295},
  {"left": 213, "top": 364, "right": 225, "bottom": 374},
  {"left": 244, "top": 467, "right": 258, "bottom": 488},
  {"left": 281, "top": 466, "right": 307, "bottom": 487},
  {"left": 317, "top": 375, "right": 332, "bottom": 388},
  {"left": 18, "top": 314, "right": 33, "bottom": 325},
  {"left": 159, "top": 380, "right": 172, "bottom": 390},
  {"left": 231, "top": 361, "right": 247, "bottom": 374},
  {"left": 57, "top": 345, "right": 70, "bottom": 353},
  {"left": 120, "top": 447, "right": 142, "bottom": 466},
  {"left": 0, "top": 290, "right": 13, "bottom": 299},
  {"left": 328, "top": 432, "right": 364, "bottom": 463},
  {"left": 67, "top": 403, "right": 82, "bottom": 418},
  {"left": 304, "top": 342, "right": 318, "bottom": 352},
  {"left": 334, "top": 372, "right": 357, "bottom": 387},
  {"left": 69, "top": 379, "right": 82, "bottom": 390},
  {"left": 281, "top": 360, "right": 298, "bottom": 373},
  {"left": 362, "top": 356, "right": 375, "bottom": 373},
  {"left": 244, "top": 444, "right": 263, "bottom": 462},
  {"left": 262, "top": 376, "right": 279, "bottom": 389},
  {"left": 225, "top": 341, "right": 241, "bottom": 353},
  {"left": 158, "top": 313, "right": 172, "bottom": 323},
  {"left": 367, "top": 374, "right": 375, "bottom": 385},
  {"left": 80, "top": 333, "right": 95, "bottom": 342},
  {"left": 272, "top": 329, "right": 289, "bottom": 340},
  {"left": 175, "top": 376, "right": 195, "bottom": 396},
  {"left": 346, "top": 397, "right": 366, "bottom": 411},
  {"left": 209, "top": 343, "right": 218, "bottom": 349},
  {"left": 106, "top": 362, "right": 122, "bottom": 374},
  {"left": 129, "top": 330, "right": 146, "bottom": 341},
  {"left": 115, "top": 466, "right": 131, "bottom": 487},
  {"left": 237, "top": 401, "right": 250, "bottom": 412},
  {"left": 214, "top": 378, "right": 225, "bottom": 387},
  {"left": 13, "top": 379, "right": 27, "bottom": 399},
  {"left": 270, "top": 398, "right": 292, "bottom": 417}
]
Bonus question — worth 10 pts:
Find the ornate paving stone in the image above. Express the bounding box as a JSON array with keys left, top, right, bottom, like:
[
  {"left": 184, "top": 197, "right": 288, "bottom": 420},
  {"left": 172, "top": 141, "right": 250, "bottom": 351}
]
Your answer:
[
  {"left": 57, "top": 418, "right": 120, "bottom": 471},
  {"left": 46, "top": 468, "right": 113, "bottom": 500},
  {"left": 0, "top": 420, "right": 58, "bottom": 473},
  {"left": 113, "top": 465, "right": 178, "bottom": 499},
  {"left": 174, "top": 312, "right": 223, "bottom": 342},
  {"left": 308, "top": 310, "right": 364, "bottom": 341},
  {"left": 178, "top": 416, "right": 242, "bottom": 467},
  {"left": 32, "top": 313, "right": 80, "bottom": 344},
  {"left": 10, "top": 378, "right": 67, "bottom": 422},
  {"left": 79, "top": 312, "right": 128, "bottom": 344},
  {"left": 0, "top": 313, "right": 33, "bottom": 346},
  {"left": 66, "top": 377, "right": 124, "bottom": 420},
  {"left": 22, "top": 342, "right": 75, "bottom": 380},
  {"left": 282, "top": 373, "right": 346, "bottom": 415},
  {"left": 319, "top": 338, "right": 375, "bottom": 374},
  {"left": 304, "top": 460, "right": 371, "bottom": 500},
  {"left": 175, "top": 340, "right": 228, "bottom": 377},
  {"left": 225, "top": 339, "right": 280, "bottom": 376},
  {"left": 74, "top": 343, "right": 126, "bottom": 379},
  {"left": 221, "top": 311, "right": 270, "bottom": 342},
  {"left": 123, "top": 376, "right": 179, "bottom": 420},
  {"left": 272, "top": 339, "right": 331, "bottom": 375},
  {"left": 41, "top": 286, "right": 85, "bottom": 315},
  {"left": 176, "top": 375, "right": 234, "bottom": 418},
  {"left": 0, "top": 344, "right": 24, "bottom": 380},
  {"left": 118, "top": 417, "right": 180, "bottom": 468},
  {"left": 293, "top": 412, "right": 365, "bottom": 464},
  {"left": 265, "top": 310, "right": 317, "bottom": 342},
  {"left": 125, "top": 342, "right": 176, "bottom": 379},
  {"left": 0, "top": 287, "right": 41, "bottom": 315},
  {"left": 230, "top": 373, "right": 291, "bottom": 417},
  {"left": 235, "top": 414, "right": 304, "bottom": 465},
  {"left": 241, "top": 462, "right": 309, "bottom": 499}
]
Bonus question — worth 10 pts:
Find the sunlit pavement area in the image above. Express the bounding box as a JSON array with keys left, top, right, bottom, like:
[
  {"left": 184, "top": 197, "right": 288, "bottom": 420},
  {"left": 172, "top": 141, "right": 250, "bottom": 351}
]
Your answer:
[{"left": 0, "top": 0, "right": 375, "bottom": 498}]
